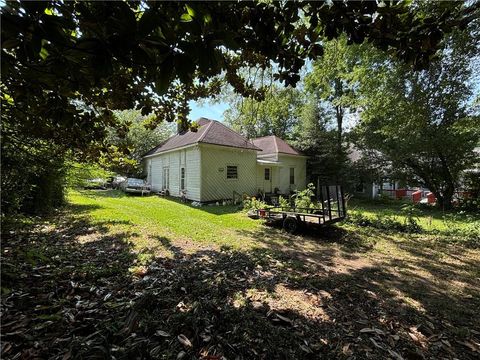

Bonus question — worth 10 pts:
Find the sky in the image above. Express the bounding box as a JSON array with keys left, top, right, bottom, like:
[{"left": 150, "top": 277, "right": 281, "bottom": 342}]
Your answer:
[{"left": 188, "top": 100, "right": 229, "bottom": 122}]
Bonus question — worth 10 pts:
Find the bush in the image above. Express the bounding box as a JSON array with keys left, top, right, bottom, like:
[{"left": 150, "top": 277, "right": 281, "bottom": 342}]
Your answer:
[
  {"left": 437, "top": 212, "right": 480, "bottom": 245},
  {"left": 293, "top": 183, "right": 316, "bottom": 209},
  {"left": 278, "top": 195, "right": 291, "bottom": 209},
  {"left": 457, "top": 197, "right": 480, "bottom": 214},
  {"left": 1, "top": 138, "right": 67, "bottom": 215},
  {"left": 242, "top": 197, "right": 270, "bottom": 212},
  {"left": 346, "top": 212, "right": 422, "bottom": 233},
  {"left": 400, "top": 204, "right": 422, "bottom": 232},
  {"left": 459, "top": 171, "right": 480, "bottom": 213},
  {"left": 377, "top": 193, "right": 395, "bottom": 203},
  {"left": 66, "top": 162, "right": 114, "bottom": 189}
]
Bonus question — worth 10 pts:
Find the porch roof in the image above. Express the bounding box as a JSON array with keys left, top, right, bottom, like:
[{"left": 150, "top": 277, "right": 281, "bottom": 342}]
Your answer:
[{"left": 257, "top": 159, "right": 283, "bottom": 167}]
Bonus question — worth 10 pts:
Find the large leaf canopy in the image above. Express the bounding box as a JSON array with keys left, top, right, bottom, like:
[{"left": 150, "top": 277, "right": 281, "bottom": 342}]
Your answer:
[{"left": 1, "top": 1, "right": 478, "bottom": 157}]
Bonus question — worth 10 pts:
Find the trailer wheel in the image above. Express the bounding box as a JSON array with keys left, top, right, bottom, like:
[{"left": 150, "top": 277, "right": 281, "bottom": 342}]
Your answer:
[{"left": 283, "top": 217, "right": 299, "bottom": 234}]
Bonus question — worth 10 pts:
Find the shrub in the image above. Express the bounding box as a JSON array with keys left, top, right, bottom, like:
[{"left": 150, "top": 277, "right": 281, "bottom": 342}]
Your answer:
[
  {"left": 1, "top": 141, "right": 67, "bottom": 215},
  {"left": 400, "top": 204, "right": 422, "bottom": 232},
  {"left": 242, "top": 197, "right": 270, "bottom": 212},
  {"left": 293, "top": 183, "right": 316, "bottom": 209},
  {"left": 278, "top": 195, "right": 291, "bottom": 210},
  {"left": 377, "top": 193, "right": 395, "bottom": 203},
  {"left": 346, "top": 212, "right": 422, "bottom": 233},
  {"left": 66, "top": 162, "right": 113, "bottom": 189},
  {"left": 457, "top": 197, "right": 480, "bottom": 214}
]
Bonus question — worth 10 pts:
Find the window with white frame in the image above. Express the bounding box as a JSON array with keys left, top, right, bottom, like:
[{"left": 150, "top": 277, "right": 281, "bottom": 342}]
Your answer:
[
  {"left": 226, "top": 165, "right": 238, "bottom": 180},
  {"left": 162, "top": 167, "right": 169, "bottom": 189},
  {"left": 180, "top": 167, "right": 185, "bottom": 190}
]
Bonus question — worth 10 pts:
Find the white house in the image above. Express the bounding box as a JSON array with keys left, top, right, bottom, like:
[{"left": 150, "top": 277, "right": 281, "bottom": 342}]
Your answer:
[{"left": 143, "top": 118, "right": 307, "bottom": 202}]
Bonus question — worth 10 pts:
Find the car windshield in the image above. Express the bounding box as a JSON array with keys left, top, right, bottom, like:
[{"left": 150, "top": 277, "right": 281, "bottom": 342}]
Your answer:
[{"left": 127, "top": 178, "right": 144, "bottom": 186}]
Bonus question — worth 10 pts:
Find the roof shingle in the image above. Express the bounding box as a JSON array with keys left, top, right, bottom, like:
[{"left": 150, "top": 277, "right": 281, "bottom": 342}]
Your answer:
[
  {"left": 251, "top": 135, "right": 302, "bottom": 156},
  {"left": 143, "top": 118, "right": 259, "bottom": 157}
]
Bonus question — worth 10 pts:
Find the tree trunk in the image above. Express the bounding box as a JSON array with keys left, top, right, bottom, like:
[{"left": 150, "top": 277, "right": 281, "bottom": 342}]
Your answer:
[
  {"left": 335, "top": 105, "right": 343, "bottom": 154},
  {"left": 435, "top": 187, "right": 455, "bottom": 211}
]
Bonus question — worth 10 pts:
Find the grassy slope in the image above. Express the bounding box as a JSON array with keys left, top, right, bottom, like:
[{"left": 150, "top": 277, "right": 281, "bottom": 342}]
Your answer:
[
  {"left": 69, "top": 190, "right": 263, "bottom": 251},
  {"left": 348, "top": 198, "right": 476, "bottom": 231},
  {"left": 4, "top": 190, "right": 479, "bottom": 359}
]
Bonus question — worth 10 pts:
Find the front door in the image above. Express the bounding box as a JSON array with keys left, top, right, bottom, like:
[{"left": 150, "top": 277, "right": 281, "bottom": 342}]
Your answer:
[{"left": 263, "top": 167, "right": 272, "bottom": 193}]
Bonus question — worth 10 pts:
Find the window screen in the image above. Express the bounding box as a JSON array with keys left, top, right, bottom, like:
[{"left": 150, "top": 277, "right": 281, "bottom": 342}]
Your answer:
[
  {"left": 289, "top": 168, "right": 295, "bottom": 185},
  {"left": 163, "top": 167, "right": 169, "bottom": 189},
  {"left": 226, "top": 165, "right": 238, "bottom": 179},
  {"left": 180, "top": 168, "right": 185, "bottom": 190},
  {"left": 264, "top": 168, "right": 270, "bottom": 181}
]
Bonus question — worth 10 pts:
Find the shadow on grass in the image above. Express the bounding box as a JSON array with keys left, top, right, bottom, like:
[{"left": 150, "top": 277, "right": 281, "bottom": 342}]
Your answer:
[
  {"left": 159, "top": 196, "right": 242, "bottom": 216},
  {"left": 79, "top": 189, "right": 129, "bottom": 198},
  {"left": 236, "top": 223, "right": 374, "bottom": 256},
  {"left": 2, "top": 208, "right": 479, "bottom": 359},
  {"left": 348, "top": 198, "right": 474, "bottom": 224}
]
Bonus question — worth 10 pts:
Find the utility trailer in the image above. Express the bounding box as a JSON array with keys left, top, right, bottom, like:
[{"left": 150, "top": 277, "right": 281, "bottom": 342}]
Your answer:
[{"left": 257, "top": 185, "right": 346, "bottom": 234}]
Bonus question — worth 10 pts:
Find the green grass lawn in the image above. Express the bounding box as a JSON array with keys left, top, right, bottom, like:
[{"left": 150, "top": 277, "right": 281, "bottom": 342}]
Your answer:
[
  {"left": 3, "top": 189, "right": 479, "bottom": 359},
  {"left": 69, "top": 190, "right": 263, "bottom": 250},
  {"left": 348, "top": 197, "right": 478, "bottom": 231}
]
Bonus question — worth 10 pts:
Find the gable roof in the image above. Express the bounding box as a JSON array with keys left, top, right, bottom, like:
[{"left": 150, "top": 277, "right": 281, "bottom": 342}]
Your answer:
[
  {"left": 251, "top": 135, "right": 302, "bottom": 156},
  {"left": 143, "top": 118, "right": 259, "bottom": 157}
]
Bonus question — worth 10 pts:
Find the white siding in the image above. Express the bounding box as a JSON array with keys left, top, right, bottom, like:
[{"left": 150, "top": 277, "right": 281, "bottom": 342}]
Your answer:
[
  {"left": 200, "top": 144, "right": 257, "bottom": 202},
  {"left": 146, "top": 144, "right": 305, "bottom": 202},
  {"left": 185, "top": 147, "right": 201, "bottom": 201},
  {"left": 255, "top": 155, "right": 307, "bottom": 194},
  {"left": 277, "top": 154, "right": 307, "bottom": 193},
  {"left": 169, "top": 151, "right": 180, "bottom": 196},
  {"left": 150, "top": 156, "right": 163, "bottom": 191},
  {"left": 146, "top": 145, "right": 201, "bottom": 202}
]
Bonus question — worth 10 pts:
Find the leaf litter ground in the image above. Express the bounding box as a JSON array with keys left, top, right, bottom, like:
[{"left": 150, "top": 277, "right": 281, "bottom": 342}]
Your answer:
[{"left": 2, "top": 194, "right": 479, "bottom": 359}]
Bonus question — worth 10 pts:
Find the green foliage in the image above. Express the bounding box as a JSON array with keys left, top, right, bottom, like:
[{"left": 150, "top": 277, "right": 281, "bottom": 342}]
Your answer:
[
  {"left": 1, "top": 131, "right": 66, "bottom": 215},
  {"left": 347, "top": 198, "right": 478, "bottom": 243},
  {"left": 2, "top": 1, "right": 477, "bottom": 216},
  {"left": 457, "top": 171, "right": 480, "bottom": 213},
  {"left": 293, "top": 183, "right": 316, "bottom": 209},
  {"left": 278, "top": 195, "right": 291, "bottom": 210},
  {"left": 224, "top": 84, "right": 302, "bottom": 139},
  {"left": 443, "top": 222, "right": 480, "bottom": 247},
  {"left": 291, "top": 97, "right": 350, "bottom": 185},
  {"left": 400, "top": 204, "right": 421, "bottom": 232},
  {"left": 437, "top": 213, "right": 480, "bottom": 247},
  {"left": 103, "top": 110, "right": 174, "bottom": 176},
  {"left": 457, "top": 197, "right": 480, "bottom": 214},
  {"left": 2, "top": 0, "right": 473, "bottom": 154},
  {"left": 351, "top": 25, "right": 480, "bottom": 209},
  {"left": 304, "top": 36, "right": 357, "bottom": 145},
  {"left": 2, "top": 1, "right": 478, "bottom": 216},
  {"left": 242, "top": 197, "right": 270, "bottom": 212},
  {"left": 346, "top": 212, "right": 422, "bottom": 234},
  {"left": 66, "top": 162, "right": 114, "bottom": 189}
]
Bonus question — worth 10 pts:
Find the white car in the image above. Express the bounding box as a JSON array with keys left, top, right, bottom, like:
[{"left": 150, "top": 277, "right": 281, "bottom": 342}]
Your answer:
[
  {"left": 120, "top": 178, "right": 151, "bottom": 195},
  {"left": 84, "top": 178, "right": 107, "bottom": 189},
  {"left": 110, "top": 176, "right": 127, "bottom": 189}
]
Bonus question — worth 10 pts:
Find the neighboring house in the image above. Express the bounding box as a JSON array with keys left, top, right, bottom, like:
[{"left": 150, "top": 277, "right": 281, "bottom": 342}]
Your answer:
[
  {"left": 347, "top": 146, "right": 432, "bottom": 201},
  {"left": 143, "top": 118, "right": 307, "bottom": 202}
]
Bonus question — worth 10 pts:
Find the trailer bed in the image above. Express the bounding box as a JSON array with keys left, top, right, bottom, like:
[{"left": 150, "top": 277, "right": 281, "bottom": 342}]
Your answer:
[{"left": 257, "top": 185, "right": 346, "bottom": 233}]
